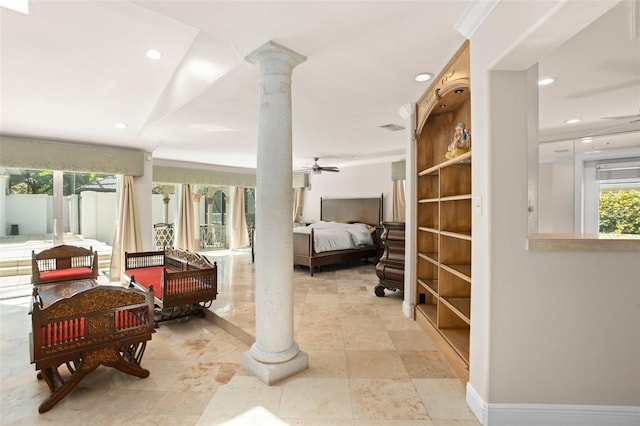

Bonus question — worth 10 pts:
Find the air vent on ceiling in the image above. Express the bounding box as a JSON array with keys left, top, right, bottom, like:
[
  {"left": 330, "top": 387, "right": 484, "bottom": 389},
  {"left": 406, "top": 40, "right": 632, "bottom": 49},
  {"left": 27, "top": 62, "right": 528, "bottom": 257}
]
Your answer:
[{"left": 379, "top": 123, "right": 405, "bottom": 131}]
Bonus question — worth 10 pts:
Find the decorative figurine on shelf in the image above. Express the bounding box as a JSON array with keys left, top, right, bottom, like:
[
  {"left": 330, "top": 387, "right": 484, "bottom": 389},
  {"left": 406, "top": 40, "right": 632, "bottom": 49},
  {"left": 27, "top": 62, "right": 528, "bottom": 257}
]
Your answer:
[{"left": 445, "top": 122, "right": 471, "bottom": 159}]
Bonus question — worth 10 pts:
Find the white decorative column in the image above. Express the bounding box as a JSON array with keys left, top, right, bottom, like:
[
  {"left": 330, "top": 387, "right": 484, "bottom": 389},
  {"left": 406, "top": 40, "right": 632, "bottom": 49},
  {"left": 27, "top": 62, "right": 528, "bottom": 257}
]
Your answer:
[
  {"left": 398, "top": 103, "right": 416, "bottom": 319},
  {"left": 0, "top": 174, "right": 8, "bottom": 237},
  {"left": 242, "top": 40, "right": 308, "bottom": 384},
  {"left": 192, "top": 194, "right": 202, "bottom": 249},
  {"left": 53, "top": 171, "right": 64, "bottom": 246}
]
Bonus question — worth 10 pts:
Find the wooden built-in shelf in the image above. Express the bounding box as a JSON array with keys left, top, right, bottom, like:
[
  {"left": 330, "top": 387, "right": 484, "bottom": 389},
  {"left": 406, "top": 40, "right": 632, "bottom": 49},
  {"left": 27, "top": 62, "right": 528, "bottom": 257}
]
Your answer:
[
  {"left": 441, "top": 297, "right": 471, "bottom": 324},
  {"left": 417, "top": 278, "right": 439, "bottom": 296},
  {"left": 440, "top": 328, "right": 470, "bottom": 364},
  {"left": 414, "top": 40, "right": 472, "bottom": 383},
  {"left": 441, "top": 194, "right": 472, "bottom": 201},
  {"left": 418, "top": 252, "right": 439, "bottom": 264},
  {"left": 418, "top": 226, "right": 439, "bottom": 234},
  {"left": 416, "top": 303, "right": 438, "bottom": 326},
  {"left": 440, "top": 264, "right": 471, "bottom": 282},
  {"left": 440, "top": 230, "right": 472, "bottom": 241}
]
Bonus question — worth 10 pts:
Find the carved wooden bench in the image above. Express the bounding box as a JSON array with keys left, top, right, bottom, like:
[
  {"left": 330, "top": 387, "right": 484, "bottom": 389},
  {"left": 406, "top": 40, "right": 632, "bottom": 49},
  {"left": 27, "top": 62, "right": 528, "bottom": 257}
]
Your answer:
[
  {"left": 30, "top": 282, "right": 155, "bottom": 413},
  {"left": 123, "top": 248, "right": 217, "bottom": 323},
  {"left": 32, "top": 245, "right": 99, "bottom": 284}
]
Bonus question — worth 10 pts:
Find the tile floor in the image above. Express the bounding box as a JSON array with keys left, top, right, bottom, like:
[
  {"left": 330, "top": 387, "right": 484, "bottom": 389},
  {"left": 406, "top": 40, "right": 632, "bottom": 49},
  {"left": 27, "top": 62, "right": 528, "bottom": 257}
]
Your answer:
[{"left": 0, "top": 249, "right": 479, "bottom": 425}]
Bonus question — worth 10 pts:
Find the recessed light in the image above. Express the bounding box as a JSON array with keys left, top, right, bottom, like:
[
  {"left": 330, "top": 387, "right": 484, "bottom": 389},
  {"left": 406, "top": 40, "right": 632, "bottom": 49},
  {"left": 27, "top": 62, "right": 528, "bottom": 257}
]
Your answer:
[
  {"left": 565, "top": 118, "right": 581, "bottom": 124},
  {"left": 415, "top": 72, "right": 434, "bottom": 82},
  {"left": 538, "top": 77, "right": 555, "bottom": 86},
  {"left": 581, "top": 137, "right": 593, "bottom": 143},
  {"left": 145, "top": 49, "right": 162, "bottom": 60},
  {"left": 115, "top": 122, "right": 128, "bottom": 129},
  {"left": 454, "top": 89, "right": 464, "bottom": 93}
]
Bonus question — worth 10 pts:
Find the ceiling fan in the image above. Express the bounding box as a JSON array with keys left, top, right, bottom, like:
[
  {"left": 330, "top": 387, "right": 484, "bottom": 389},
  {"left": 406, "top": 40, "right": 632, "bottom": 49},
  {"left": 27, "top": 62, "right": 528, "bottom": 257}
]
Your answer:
[{"left": 308, "top": 157, "right": 339, "bottom": 174}]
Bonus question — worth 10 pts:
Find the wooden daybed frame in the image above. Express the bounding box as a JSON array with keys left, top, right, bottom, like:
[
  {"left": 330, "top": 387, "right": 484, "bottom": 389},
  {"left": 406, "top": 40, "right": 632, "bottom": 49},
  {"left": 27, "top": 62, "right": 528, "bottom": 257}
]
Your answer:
[
  {"left": 123, "top": 248, "right": 218, "bottom": 323},
  {"left": 30, "top": 282, "right": 155, "bottom": 413},
  {"left": 293, "top": 195, "right": 383, "bottom": 276}
]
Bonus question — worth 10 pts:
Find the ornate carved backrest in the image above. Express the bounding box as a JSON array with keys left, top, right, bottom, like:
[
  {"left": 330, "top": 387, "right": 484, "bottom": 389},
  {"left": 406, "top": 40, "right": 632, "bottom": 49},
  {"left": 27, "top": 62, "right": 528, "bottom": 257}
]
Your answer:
[
  {"left": 165, "top": 248, "right": 214, "bottom": 270},
  {"left": 32, "top": 245, "right": 98, "bottom": 283},
  {"left": 31, "top": 286, "right": 154, "bottom": 361}
]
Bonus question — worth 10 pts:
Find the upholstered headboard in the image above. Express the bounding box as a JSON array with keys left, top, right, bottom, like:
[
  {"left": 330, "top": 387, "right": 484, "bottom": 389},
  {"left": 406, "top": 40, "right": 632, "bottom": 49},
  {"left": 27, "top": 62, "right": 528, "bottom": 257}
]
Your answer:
[{"left": 320, "top": 194, "right": 383, "bottom": 226}]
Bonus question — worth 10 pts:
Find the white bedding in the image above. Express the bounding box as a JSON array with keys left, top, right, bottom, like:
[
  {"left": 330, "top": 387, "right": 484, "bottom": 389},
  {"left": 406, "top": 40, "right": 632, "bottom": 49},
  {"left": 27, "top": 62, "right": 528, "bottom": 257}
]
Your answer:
[{"left": 293, "top": 221, "right": 374, "bottom": 253}]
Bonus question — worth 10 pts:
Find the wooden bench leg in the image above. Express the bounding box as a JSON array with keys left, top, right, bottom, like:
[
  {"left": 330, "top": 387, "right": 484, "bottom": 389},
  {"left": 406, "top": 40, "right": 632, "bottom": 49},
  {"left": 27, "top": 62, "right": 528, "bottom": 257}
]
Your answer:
[
  {"left": 37, "top": 344, "right": 149, "bottom": 413},
  {"left": 38, "top": 361, "right": 96, "bottom": 414}
]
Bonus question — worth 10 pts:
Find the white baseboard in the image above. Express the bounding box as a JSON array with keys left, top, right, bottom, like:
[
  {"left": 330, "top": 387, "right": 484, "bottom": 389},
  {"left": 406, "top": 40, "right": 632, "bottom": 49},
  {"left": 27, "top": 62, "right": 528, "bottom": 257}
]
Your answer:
[{"left": 466, "top": 382, "right": 640, "bottom": 426}]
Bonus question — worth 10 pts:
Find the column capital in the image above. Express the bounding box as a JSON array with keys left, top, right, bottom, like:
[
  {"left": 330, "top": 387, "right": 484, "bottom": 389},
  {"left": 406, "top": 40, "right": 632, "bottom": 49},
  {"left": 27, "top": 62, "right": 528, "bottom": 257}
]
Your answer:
[{"left": 245, "top": 40, "right": 307, "bottom": 69}]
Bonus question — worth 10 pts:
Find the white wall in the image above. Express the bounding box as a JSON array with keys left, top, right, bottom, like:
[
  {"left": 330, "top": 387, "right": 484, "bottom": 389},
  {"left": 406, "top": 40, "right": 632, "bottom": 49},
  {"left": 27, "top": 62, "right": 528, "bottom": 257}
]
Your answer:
[
  {"left": 5, "top": 191, "right": 117, "bottom": 244},
  {"left": 469, "top": 1, "right": 639, "bottom": 422},
  {"left": 136, "top": 156, "right": 154, "bottom": 251},
  {"left": 538, "top": 161, "right": 574, "bottom": 232},
  {"left": 5, "top": 194, "right": 48, "bottom": 235},
  {"left": 301, "top": 162, "right": 394, "bottom": 223},
  {"left": 79, "top": 192, "right": 117, "bottom": 244}
]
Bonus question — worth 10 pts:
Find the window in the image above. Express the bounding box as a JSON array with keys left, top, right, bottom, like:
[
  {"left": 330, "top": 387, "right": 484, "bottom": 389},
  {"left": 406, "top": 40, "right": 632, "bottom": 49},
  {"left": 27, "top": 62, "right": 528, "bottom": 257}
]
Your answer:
[{"left": 596, "top": 163, "right": 640, "bottom": 235}]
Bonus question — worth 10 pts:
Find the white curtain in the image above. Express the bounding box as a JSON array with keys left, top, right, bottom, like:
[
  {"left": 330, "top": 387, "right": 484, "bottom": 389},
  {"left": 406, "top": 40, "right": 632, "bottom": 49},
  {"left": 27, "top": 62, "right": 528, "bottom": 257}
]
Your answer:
[
  {"left": 231, "top": 187, "right": 250, "bottom": 248},
  {"left": 109, "top": 175, "right": 143, "bottom": 282},
  {"left": 292, "top": 187, "right": 304, "bottom": 222},
  {"left": 175, "top": 183, "right": 196, "bottom": 251},
  {"left": 392, "top": 180, "right": 406, "bottom": 221}
]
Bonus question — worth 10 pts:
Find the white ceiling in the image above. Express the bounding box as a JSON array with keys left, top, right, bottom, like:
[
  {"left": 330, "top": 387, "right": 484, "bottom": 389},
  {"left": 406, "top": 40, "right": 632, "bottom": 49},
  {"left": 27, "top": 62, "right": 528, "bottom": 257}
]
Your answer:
[{"left": 1, "top": 1, "right": 639, "bottom": 171}]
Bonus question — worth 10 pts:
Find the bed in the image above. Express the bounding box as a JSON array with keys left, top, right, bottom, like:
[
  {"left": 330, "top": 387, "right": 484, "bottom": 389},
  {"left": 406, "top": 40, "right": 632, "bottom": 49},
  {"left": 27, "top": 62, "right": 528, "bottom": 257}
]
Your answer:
[{"left": 293, "top": 195, "right": 383, "bottom": 276}]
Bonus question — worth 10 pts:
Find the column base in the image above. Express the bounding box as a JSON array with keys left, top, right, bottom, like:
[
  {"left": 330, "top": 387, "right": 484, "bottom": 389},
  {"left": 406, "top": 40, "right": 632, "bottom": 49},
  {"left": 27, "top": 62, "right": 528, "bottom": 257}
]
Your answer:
[{"left": 241, "top": 350, "right": 309, "bottom": 385}]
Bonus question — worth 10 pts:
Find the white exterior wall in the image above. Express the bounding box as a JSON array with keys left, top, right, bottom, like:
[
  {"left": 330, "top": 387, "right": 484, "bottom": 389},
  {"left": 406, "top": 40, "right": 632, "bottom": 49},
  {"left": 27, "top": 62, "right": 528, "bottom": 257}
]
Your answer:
[
  {"left": 80, "top": 191, "right": 99, "bottom": 240},
  {"left": 79, "top": 192, "right": 116, "bottom": 243},
  {"left": 0, "top": 175, "right": 7, "bottom": 237},
  {"left": 6, "top": 194, "right": 48, "bottom": 235}
]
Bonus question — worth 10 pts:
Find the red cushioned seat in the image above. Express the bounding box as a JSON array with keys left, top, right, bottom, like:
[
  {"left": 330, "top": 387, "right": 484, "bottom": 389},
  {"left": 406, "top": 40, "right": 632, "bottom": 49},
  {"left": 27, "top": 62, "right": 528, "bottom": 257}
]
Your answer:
[
  {"left": 125, "top": 266, "right": 164, "bottom": 298},
  {"left": 39, "top": 267, "right": 93, "bottom": 282}
]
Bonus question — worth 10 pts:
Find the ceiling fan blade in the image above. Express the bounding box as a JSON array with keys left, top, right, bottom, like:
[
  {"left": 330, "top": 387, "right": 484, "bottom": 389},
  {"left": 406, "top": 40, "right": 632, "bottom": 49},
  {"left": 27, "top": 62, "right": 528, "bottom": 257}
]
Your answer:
[{"left": 308, "top": 157, "right": 340, "bottom": 173}]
